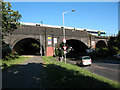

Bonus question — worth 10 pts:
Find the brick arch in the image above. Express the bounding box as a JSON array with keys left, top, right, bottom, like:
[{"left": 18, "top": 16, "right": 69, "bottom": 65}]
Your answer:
[
  {"left": 55, "top": 38, "right": 89, "bottom": 51},
  {"left": 55, "top": 36, "right": 89, "bottom": 48},
  {"left": 12, "top": 36, "right": 39, "bottom": 48},
  {"left": 96, "top": 40, "right": 107, "bottom": 48},
  {"left": 12, "top": 37, "right": 44, "bottom": 55}
]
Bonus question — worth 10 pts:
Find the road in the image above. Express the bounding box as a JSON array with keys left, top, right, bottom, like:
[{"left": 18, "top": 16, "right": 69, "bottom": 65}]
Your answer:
[{"left": 66, "top": 58, "right": 120, "bottom": 82}]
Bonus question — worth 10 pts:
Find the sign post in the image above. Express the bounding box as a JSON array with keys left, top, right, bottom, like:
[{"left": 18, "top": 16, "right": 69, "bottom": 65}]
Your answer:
[{"left": 63, "top": 38, "right": 67, "bottom": 63}]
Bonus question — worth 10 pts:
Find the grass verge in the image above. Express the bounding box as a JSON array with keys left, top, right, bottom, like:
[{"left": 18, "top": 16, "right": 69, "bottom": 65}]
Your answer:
[
  {"left": 1, "top": 56, "right": 30, "bottom": 70},
  {"left": 42, "top": 56, "right": 120, "bottom": 88}
]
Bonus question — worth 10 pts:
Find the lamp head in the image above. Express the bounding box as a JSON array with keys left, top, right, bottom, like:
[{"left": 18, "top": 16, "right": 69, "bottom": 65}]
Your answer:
[{"left": 72, "top": 9, "right": 75, "bottom": 12}]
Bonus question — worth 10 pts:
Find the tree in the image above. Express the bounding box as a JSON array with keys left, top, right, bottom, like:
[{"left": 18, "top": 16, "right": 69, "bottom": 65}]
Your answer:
[
  {"left": 116, "top": 31, "right": 120, "bottom": 49},
  {"left": 1, "top": 1, "right": 22, "bottom": 59},
  {"left": 108, "top": 31, "right": 120, "bottom": 56},
  {"left": 2, "top": 2, "right": 22, "bottom": 33}
]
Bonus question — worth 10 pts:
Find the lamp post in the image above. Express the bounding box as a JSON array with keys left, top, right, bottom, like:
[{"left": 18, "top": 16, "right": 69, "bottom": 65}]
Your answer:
[{"left": 63, "top": 9, "right": 75, "bottom": 63}]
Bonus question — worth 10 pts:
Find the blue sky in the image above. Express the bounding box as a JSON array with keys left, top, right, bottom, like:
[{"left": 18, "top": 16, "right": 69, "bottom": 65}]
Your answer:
[{"left": 11, "top": 2, "right": 118, "bottom": 35}]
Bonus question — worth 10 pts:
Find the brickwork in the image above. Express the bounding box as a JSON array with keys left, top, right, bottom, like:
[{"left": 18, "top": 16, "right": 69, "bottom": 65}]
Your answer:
[{"left": 4, "top": 25, "right": 109, "bottom": 56}]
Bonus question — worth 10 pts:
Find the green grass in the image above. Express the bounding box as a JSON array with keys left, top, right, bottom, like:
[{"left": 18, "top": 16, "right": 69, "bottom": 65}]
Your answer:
[
  {"left": 43, "top": 56, "right": 120, "bottom": 88},
  {"left": 1, "top": 56, "right": 30, "bottom": 70}
]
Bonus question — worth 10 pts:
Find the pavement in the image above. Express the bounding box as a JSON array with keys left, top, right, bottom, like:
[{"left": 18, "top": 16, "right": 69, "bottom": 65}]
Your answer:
[
  {"left": 66, "top": 58, "right": 120, "bottom": 82},
  {"left": 2, "top": 56, "right": 44, "bottom": 88}
]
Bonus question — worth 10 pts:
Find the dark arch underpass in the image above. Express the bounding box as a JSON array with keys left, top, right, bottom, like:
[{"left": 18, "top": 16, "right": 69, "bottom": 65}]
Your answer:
[
  {"left": 96, "top": 40, "right": 107, "bottom": 48},
  {"left": 66, "top": 39, "right": 88, "bottom": 58},
  {"left": 13, "top": 38, "right": 44, "bottom": 55}
]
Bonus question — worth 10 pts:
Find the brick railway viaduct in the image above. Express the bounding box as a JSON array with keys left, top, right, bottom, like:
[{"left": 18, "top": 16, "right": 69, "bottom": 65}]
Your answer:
[{"left": 4, "top": 23, "right": 109, "bottom": 56}]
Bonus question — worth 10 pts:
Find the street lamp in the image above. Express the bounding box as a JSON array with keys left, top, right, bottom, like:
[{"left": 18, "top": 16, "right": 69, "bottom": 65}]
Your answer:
[{"left": 63, "top": 9, "right": 75, "bottom": 63}]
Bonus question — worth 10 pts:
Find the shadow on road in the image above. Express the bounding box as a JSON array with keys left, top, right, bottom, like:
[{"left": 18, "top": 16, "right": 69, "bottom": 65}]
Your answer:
[
  {"left": 2, "top": 63, "right": 43, "bottom": 89},
  {"left": 2, "top": 60, "right": 119, "bottom": 89}
]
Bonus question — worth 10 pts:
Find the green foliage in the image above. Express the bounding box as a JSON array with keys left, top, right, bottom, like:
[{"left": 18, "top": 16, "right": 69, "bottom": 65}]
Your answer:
[
  {"left": 3, "top": 52, "right": 19, "bottom": 61},
  {"left": 117, "top": 50, "right": 120, "bottom": 54},
  {"left": 2, "top": 41, "right": 11, "bottom": 59},
  {"left": 88, "top": 48, "right": 109, "bottom": 59},
  {"left": 88, "top": 46, "right": 120, "bottom": 59},
  {"left": 59, "top": 43, "right": 70, "bottom": 50},
  {"left": 108, "top": 46, "right": 119, "bottom": 56},
  {"left": 90, "top": 31, "right": 120, "bottom": 59},
  {"left": 55, "top": 42, "right": 72, "bottom": 56},
  {"left": 55, "top": 48, "right": 64, "bottom": 56},
  {"left": 55, "top": 48, "right": 59, "bottom": 56},
  {"left": 98, "top": 48, "right": 109, "bottom": 57},
  {"left": 2, "top": 2, "right": 22, "bottom": 33},
  {"left": 117, "top": 31, "right": 120, "bottom": 40},
  {"left": 116, "top": 31, "right": 120, "bottom": 49},
  {"left": 2, "top": 56, "right": 30, "bottom": 70},
  {"left": 108, "top": 31, "right": 120, "bottom": 50},
  {"left": 31, "top": 43, "right": 40, "bottom": 49},
  {"left": 2, "top": 41, "right": 19, "bottom": 60}
]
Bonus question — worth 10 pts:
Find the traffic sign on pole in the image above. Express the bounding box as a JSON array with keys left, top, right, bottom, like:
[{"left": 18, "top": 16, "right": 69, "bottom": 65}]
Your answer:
[
  {"left": 63, "top": 46, "right": 67, "bottom": 51},
  {"left": 54, "top": 38, "right": 57, "bottom": 44},
  {"left": 63, "top": 38, "right": 66, "bottom": 43}
]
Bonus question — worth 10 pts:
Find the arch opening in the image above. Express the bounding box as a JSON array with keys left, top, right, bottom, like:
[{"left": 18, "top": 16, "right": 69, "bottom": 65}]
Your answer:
[
  {"left": 13, "top": 38, "right": 44, "bottom": 55},
  {"left": 57, "top": 39, "right": 88, "bottom": 58},
  {"left": 96, "top": 40, "right": 107, "bottom": 48}
]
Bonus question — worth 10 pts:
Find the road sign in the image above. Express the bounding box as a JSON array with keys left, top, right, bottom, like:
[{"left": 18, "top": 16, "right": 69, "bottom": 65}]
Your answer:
[
  {"left": 48, "top": 41, "right": 52, "bottom": 45},
  {"left": 91, "top": 41, "right": 95, "bottom": 45},
  {"left": 98, "top": 31, "right": 101, "bottom": 36},
  {"left": 54, "top": 38, "right": 57, "bottom": 44},
  {"left": 63, "top": 38, "right": 66, "bottom": 43},
  {"left": 91, "top": 41, "right": 95, "bottom": 48},
  {"left": 64, "top": 51, "right": 67, "bottom": 54},
  {"left": 63, "top": 46, "right": 67, "bottom": 51},
  {"left": 48, "top": 37, "right": 52, "bottom": 45},
  {"left": 48, "top": 37, "right": 51, "bottom": 40}
]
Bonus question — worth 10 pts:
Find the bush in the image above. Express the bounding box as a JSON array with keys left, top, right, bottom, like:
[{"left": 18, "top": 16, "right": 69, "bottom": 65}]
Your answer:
[
  {"left": 2, "top": 46, "right": 11, "bottom": 59},
  {"left": 2, "top": 41, "right": 19, "bottom": 61},
  {"left": 117, "top": 51, "right": 120, "bottom": 54},
  {"left": 88, "top": 47, "right": 109, "bottom": 59},
  {"left": 3, "top": 52, "right": 19, "bottom": 61},
  {"left": 4, "top": 55, "right": 11, "bottom": 61},
  {"left": 88, "top": 51, "right": 98, "bottom": 59},
  {"left": 98, "top": 48, "right": 109, "bottom": 57},
  {"left": 55, "top": 48, "right": 59, "bottom": 56},
  {"left": 2, "top": 41, "right": 12, "bottom": 59},
  {"left": 108, "top": 46, "right": 119, "bottom": 56},
  {"left": 14, "top": 52, "right": 19, "bottom": 58}
]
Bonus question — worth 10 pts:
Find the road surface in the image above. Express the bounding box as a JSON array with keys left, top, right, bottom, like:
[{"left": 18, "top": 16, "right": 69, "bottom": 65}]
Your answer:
[{"left": 66, "top": 58, "right": 120, "bottom": 82}]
